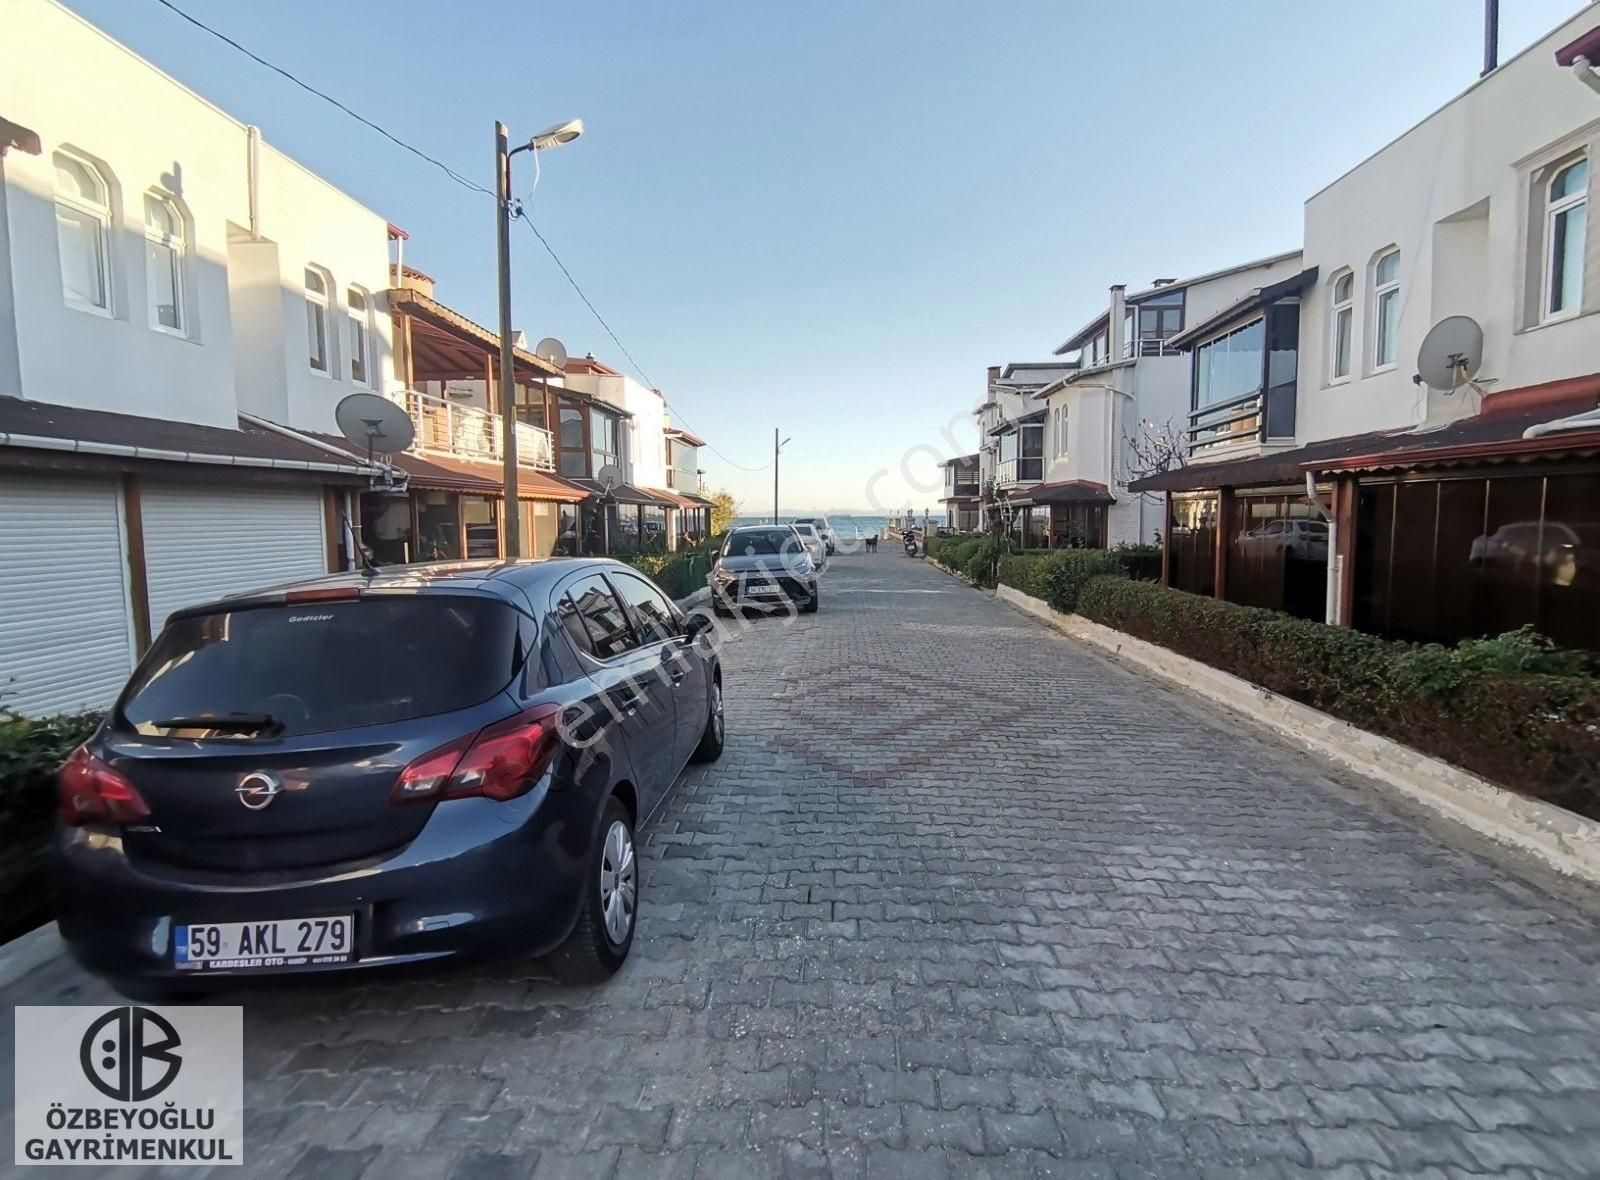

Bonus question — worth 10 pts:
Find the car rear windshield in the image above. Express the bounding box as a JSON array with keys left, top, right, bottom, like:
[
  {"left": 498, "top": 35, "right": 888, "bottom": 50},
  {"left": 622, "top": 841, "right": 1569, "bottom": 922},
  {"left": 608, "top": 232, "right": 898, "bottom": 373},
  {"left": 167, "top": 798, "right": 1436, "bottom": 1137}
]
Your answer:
[
  {"left": 117, "top": 595, "right": 524, "bottom": 739},
  {"left": 725, "top": 529, "right": 800, "bottom": 556}
]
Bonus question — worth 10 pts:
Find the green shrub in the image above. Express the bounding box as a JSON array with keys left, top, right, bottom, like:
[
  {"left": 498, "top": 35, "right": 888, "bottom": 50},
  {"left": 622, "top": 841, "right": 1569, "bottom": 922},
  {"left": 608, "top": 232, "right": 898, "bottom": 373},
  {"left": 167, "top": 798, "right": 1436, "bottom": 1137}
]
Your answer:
[
  {"left": 960, "top": 536, "right": 1016, "bottom": 587},
  {"left": 1110, "top": 543, "right": 1162, "bottom": 582},
  {"left": 627, "top": 551, "right": 711, "bottom": 600},
  {"left": 998, "top": 549, "right": 1129, "bottom": 613},
  {"left": 1074, "top": 577, "right": 1600, "bottom": 818},
  {"left": 0, "top": 710, "right": 102, "bottom": 940}
]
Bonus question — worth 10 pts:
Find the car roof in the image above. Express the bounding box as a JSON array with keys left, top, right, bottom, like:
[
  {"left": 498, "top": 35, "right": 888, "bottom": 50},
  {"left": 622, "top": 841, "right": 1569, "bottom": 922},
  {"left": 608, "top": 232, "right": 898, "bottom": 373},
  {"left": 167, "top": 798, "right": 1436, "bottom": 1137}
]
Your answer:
[
  {"left": 730, "top": 523, "right": 794, "bottom": 532},
  {"left": 175, "top": 557, "right": 634, "bottom": 617}
]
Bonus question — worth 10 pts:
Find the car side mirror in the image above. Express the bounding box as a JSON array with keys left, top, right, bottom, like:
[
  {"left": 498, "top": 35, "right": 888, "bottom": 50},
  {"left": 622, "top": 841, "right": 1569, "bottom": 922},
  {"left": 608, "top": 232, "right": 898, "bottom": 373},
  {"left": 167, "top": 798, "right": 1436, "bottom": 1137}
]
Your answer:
[{"left": 683, "top": 613, "right": 713, "bottom": 642}]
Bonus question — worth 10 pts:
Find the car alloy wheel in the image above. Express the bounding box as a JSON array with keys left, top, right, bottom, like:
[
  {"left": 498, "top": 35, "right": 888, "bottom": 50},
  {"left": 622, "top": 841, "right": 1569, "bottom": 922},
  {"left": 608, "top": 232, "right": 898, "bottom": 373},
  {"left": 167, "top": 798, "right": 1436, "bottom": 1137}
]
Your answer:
[
  {"left": 710, "top": 681, "right": 724, "bottom": 743},
  {"left": 599, "top": 819, "right": 636, "bottom": 946}
]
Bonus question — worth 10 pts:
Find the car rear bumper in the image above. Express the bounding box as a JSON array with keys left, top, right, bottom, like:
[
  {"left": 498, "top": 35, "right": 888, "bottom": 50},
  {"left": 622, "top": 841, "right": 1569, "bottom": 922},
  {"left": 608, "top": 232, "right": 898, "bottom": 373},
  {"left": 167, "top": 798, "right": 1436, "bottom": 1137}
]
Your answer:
[{"left": 54, "top": 779, "right": 594, "bottom": 985}]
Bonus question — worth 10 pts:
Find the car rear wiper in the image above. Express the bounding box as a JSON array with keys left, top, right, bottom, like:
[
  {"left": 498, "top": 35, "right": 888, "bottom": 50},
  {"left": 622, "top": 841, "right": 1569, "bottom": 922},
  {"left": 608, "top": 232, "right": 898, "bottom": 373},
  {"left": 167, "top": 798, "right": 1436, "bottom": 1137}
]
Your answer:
[{"left": 145, "top": 713, "right": 284, "bottom": 736}]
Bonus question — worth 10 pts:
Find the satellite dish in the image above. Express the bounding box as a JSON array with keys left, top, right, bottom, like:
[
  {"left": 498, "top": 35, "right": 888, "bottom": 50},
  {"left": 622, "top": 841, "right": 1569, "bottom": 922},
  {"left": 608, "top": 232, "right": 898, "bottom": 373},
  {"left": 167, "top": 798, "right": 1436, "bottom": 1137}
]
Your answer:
[
  {"left": 596, "top": 463, "right": 622, "bottom": 492},
  {"left": 535, "top": 337, "right": 568, "bottom": 369},
  {"left": 335, "top": 392, "right": 414, "bottom": 458},
  {"left": 1416, "top": 316, "right": 1484, "bottom": 393}
]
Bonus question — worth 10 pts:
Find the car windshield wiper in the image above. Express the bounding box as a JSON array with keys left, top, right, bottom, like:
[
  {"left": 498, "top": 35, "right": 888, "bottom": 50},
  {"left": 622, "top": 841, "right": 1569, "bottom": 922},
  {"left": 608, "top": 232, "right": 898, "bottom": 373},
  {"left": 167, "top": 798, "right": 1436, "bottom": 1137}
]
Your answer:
[{"left": 143, "top": 713, "right": 284, "bottom": 736}]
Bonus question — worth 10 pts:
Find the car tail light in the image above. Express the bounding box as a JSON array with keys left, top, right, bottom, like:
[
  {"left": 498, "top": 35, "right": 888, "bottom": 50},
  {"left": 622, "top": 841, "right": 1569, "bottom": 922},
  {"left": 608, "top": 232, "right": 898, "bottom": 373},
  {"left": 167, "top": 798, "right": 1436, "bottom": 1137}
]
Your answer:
[
  {"left": 285, "top": 587, "right": 361, "bottom": 604},
  {"left": 57, "top": 746, "right": 151, "bottom": 826},
  {"left": 390, "top": 707, "right": 563, "bottom": 805}
]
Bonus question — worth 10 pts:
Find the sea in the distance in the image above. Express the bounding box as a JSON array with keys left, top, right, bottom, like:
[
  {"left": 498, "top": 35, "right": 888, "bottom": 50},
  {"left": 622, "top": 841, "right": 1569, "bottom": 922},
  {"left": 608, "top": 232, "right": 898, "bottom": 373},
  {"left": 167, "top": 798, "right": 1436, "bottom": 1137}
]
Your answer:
[{"left": 730, "top": 514, "right": 908, "bottom": 542}]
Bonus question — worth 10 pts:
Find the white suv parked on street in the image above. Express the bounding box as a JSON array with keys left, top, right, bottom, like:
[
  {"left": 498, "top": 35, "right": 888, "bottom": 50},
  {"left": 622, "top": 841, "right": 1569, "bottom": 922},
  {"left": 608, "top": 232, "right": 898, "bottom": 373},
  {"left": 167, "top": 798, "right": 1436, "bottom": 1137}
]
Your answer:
[{"left": 793, "top": 516, "right": 834, "bottom": 555}]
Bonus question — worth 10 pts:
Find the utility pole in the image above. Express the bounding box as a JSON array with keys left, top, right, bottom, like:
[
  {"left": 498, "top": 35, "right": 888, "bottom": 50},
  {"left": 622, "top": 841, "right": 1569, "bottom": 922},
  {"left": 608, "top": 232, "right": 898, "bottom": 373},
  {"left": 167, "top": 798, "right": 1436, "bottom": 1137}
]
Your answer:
[
  {"left": 773, "top": 428, "right": 780, "bottom": 524},
  {"left": 494, "top": 121, "right": 522, "bottom": 557}
]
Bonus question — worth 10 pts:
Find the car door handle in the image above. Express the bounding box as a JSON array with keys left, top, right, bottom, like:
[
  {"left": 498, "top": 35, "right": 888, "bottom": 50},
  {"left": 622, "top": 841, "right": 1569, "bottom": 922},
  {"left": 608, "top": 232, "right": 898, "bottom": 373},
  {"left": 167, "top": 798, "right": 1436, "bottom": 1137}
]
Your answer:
[
  {"left": 660, "top": 646, "right": 686, "bottom": 685},
  {"left": 612, "top": 689, "right": 644, "bottom": 715}
]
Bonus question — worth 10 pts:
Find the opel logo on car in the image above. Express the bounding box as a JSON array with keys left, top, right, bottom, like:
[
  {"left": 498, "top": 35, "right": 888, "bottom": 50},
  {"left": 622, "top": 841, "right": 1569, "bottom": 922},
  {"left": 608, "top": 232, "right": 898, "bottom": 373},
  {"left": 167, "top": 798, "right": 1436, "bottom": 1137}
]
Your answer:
[{"left": 236, "top": 771, "right": 283, "bottom": 811}]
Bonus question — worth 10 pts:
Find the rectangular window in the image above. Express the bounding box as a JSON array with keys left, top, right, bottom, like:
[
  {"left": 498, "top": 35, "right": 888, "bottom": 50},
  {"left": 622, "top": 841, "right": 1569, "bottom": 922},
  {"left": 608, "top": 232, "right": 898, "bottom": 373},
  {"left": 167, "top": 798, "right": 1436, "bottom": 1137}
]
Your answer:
[
  {"left": 1193, "top": 318, "right": 1265, "bottom": 408},
  {"left": 57, "top": 206, "right": 107, "bottom": 309},
  {"left": 347, "top": 289, "right": 369, "bottom": 385},
  {"left": 147, "top": 238, "right": 181, "bottom": 329},
  {"left": 305, "top": 269, "right": 330, "bottom": 373},
  {"left": 1372, "top": 250, "right": 1400, "bottom": 369},
  {"left": 590, "top": 409, "right": 620, "bottom": 479},
  {"left": 1546, "top": 156, "right": 1588, "bottom": 320}
]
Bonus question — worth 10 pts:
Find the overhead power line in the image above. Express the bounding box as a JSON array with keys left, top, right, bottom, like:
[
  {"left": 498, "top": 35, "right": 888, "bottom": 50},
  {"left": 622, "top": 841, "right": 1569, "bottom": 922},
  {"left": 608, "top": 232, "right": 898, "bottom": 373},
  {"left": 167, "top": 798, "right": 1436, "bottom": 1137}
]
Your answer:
[
  {"left": 152, "top": 0, "right": 768, "bottom": 478},
  {"left": 152, "top": 0, "right": 491, "bottom": 197}
]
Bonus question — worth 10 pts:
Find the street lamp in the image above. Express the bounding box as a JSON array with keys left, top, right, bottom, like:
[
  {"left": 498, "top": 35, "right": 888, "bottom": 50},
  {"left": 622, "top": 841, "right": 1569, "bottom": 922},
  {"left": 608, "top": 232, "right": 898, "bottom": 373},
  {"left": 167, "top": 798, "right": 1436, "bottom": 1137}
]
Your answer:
[
  {"left": 773, "top": 431, "right": 791, "bottom": 524},
  {"left": 496, "top": 117, "right": 583, "bottom": 557}
]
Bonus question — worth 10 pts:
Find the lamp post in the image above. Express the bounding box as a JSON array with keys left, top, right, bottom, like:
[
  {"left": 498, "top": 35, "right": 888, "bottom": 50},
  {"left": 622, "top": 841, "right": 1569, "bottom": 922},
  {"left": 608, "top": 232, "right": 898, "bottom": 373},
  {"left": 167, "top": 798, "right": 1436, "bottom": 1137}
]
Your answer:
[
  {"left": 773, "top": 430, "right": 791, "bottom": 524},
  {"left": 496, "top": 117, "right": 582, "bottom": 557}
]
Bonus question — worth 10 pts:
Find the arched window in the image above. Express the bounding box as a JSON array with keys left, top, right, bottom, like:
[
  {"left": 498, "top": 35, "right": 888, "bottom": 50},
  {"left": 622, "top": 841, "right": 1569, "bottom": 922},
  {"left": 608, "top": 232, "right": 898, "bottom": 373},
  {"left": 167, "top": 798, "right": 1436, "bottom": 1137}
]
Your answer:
[
  {"left": 144, "top": 192, "right": 186, "bottom": 333},
  {"left": 1545, "top": 154, "right": 1588, "bottom": 320},
  {"left": 1328, "top": 269, "right": 1354, "bottom": 381},
  {"left": 53, "top": 151, "right": 112, "bottom": 311},
  {"left": 346, "top": 286, "right": 371, "bottom": 385},
  {"left": 1371, "top": 248, "right": 1400, "bottom": 370},
  {"left": 305, "top": 267, "right": 332, "bottom": 373}
]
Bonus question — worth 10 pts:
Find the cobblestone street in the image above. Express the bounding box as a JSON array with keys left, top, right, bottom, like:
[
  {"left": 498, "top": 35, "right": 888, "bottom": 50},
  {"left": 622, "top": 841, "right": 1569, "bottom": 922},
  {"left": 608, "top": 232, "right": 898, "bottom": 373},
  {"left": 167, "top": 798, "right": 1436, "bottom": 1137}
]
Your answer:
[{"left": 7, "top": 552, "right": 1600, "bottom": 1178}]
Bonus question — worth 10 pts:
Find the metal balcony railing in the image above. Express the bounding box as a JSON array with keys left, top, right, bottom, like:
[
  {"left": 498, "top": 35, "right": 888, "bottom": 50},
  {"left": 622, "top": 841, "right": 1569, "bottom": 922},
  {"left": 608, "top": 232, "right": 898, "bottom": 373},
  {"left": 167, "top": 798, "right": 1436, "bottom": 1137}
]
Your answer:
[
  {"left": 1122, "top": 335, "right": 1182, "bottom": 360},
  {"left": 1188, "top": 391, "right": 1263, "bottom": 458},
  {"left": 389, "top": 389, "right": 555, "bottom": 471}
]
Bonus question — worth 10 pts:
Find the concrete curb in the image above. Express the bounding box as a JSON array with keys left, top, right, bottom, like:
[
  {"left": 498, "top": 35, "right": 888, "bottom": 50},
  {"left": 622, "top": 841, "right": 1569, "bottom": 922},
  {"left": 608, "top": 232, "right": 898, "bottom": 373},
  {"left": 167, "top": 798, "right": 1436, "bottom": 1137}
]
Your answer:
[{"left": 991, "top": 581, "right": 1600, "bottom": 889}]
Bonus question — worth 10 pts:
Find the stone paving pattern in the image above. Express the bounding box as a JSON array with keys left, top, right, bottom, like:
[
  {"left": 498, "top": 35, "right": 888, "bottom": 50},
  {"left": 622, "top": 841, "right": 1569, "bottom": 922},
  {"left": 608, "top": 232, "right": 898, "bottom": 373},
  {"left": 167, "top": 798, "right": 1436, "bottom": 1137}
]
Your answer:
[{"left": 6, "top": 553, "right": 1600, "bottom": 1177}]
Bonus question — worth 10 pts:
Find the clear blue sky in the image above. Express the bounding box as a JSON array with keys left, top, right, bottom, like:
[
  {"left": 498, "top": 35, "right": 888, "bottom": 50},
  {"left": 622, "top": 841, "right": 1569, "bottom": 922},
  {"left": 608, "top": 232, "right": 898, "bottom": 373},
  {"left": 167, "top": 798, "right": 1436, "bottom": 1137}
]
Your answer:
[{"left": 68, "top": 0, "right": 1583, "bottom": 514}]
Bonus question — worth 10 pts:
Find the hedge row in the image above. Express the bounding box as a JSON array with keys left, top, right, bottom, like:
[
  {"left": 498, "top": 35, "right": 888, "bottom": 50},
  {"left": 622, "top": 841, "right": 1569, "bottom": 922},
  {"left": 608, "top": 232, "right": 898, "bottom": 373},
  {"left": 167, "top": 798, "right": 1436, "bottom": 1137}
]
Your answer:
[
  {"left": 626, "top": 550, "right": 713, "bottom": 600},
  {"left": 0, "top": 710, "right": 100, "bottom": 941},
  {"left": 926, "top": 534, "right": 1016, "bottom": 587},
  {"left": 997, "top": 550, "right": 1128, "bottom": 613},
  {"left": 1073, "top": 576, "right": 1600, "bottom": 819}
]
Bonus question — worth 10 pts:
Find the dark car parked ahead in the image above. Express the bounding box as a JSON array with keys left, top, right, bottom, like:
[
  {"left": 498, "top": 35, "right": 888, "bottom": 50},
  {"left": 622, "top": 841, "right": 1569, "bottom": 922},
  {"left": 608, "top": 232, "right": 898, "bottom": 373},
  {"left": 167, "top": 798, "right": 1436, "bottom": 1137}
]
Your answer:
[
  {"left": 710, "top": 525, "right": 819, "bottom": 616},
  {"left": 54, "top": 558, "right": 723, "bottom": 995}
]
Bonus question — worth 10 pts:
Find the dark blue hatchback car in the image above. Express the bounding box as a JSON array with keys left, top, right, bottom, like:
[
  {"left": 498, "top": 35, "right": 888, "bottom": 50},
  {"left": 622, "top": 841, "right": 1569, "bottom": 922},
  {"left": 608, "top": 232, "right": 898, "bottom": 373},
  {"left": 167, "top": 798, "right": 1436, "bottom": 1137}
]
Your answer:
[{"left": 54, "top": 558, "right": 723, "bottom": 994}]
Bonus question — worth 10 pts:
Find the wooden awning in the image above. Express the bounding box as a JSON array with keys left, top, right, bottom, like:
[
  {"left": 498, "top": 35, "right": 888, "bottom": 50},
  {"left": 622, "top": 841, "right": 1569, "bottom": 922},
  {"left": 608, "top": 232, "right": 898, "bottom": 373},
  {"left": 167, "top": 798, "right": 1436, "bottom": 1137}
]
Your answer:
[
  {"left": 390, "top": 453, "right": 590, "bottom": 502},
  {"left": 389, "top": 287, "right": 563, "bottom": 382}
]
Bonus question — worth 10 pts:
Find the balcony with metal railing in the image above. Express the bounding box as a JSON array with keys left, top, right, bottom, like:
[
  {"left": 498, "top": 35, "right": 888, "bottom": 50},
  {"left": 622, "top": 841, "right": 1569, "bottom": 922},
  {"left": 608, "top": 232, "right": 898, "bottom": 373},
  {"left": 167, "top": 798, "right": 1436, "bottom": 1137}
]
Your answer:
[
  {"left": 995, "top": 457, "right": 1044, "bottom": 487},
  {"left": 1121, "top": 335, "right": 1183, "bottom": 360},
  {"left": 389, "top": 388, "right": 555, "bottom": 471}
]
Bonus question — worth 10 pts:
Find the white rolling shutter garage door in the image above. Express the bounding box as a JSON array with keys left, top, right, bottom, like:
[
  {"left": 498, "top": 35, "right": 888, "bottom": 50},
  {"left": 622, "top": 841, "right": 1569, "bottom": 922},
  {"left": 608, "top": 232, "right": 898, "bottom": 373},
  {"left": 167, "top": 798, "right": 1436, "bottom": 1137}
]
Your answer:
[
  {"left": 142, "top": 484, "right": 329, "bottom": 634},
  {"left": 0, "top": 476, "right": 134, "bottom": 716}
]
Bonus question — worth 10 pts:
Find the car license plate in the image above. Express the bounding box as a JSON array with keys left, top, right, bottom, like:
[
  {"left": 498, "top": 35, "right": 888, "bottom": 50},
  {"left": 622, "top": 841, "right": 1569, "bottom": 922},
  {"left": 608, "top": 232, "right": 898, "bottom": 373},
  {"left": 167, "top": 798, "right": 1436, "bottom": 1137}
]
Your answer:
[
  {"left": 174, "top": 915, "right": 354, "bottom": 971},
  {"left": 743, "top": 583, "right": 781, "bottom": 596}
]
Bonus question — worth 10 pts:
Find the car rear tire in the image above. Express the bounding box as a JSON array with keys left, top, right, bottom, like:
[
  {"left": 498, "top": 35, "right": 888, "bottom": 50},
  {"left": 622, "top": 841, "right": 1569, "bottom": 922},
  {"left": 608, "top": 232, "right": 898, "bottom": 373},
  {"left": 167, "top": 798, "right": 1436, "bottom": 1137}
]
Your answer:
[
  {"left": 691, "top": 678, "right": 725, "bottom": 763},
  {"left": 549, "top": 796, "right": 636, "bottom": 984}
]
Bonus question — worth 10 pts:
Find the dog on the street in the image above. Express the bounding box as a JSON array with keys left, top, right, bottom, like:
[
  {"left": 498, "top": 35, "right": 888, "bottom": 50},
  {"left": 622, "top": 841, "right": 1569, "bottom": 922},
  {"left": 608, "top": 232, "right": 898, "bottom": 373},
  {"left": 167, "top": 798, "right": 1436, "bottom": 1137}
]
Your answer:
[{"left": 865, "top": 536, "right": 878, "bottom": 553}]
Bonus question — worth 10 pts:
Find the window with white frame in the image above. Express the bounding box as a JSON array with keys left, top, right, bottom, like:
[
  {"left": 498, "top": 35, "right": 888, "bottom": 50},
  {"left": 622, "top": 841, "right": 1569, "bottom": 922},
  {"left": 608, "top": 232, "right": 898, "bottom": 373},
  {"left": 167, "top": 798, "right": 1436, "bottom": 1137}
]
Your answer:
[
  {"left": 346, "top": 286, "right": 371, "bottom": 385},
  {"left": 1371, "top": 248, "right": 1400, "bottom": 369},
  {"left": 305, "top": 267, "right": 331, "bottom": 373},
  {"left": 1057, "top": 405, "right": 1069, "bottom": 457},
  {"left": 1544, "top": 154, "right": 1588, "bottom": 320},
  {"left": 53, "top": 151, "right": 112, "bottom": 312},
  {"left": 143, "top": 192, "right": 185, "bottom": 333},
  {"left": 1328, "top": 269, "right": 1353, "bottom": 381}
]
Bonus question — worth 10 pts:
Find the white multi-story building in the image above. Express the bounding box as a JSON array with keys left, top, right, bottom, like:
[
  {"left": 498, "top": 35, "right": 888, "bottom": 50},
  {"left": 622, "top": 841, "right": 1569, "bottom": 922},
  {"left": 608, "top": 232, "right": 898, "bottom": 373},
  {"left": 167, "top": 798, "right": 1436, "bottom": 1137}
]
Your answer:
[
  {"left": 0, "top": 0, "right": 409, "bottom": 714},
  {"left": 1135, "top": 5, "right": 1600, "bottom": 653},
  {"left": 561, "top": 355, "right": 712, "bottom": 549},
  {"left": 1027, "top": 252, "right": 1303, "bottom": 549}
]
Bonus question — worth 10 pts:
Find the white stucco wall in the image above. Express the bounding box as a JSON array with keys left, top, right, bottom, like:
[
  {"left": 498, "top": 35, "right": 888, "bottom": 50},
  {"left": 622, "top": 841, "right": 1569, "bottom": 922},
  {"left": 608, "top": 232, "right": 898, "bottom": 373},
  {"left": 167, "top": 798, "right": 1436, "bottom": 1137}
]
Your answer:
[
  {"left": 1296, "top": 6, "right": 1600, "bottom": 444},
  {"left": 0, "top": 0, "right": 394, "bottom": 434},
  {"left": 1039, "top": 253, "right": 1305, "bottom": 543},
  {"left": 561, "top": 370, "right": 670, "bottom": 489}
]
